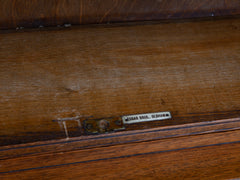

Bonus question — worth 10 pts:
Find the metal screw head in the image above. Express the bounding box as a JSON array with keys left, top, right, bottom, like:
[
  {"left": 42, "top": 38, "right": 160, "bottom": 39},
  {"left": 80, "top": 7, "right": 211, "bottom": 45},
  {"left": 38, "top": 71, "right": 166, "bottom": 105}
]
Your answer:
[
  {"left": 98, "top": 119, "right": 109, "bottom": 131},
  {"left": 86, "top": 123, "right": 93, "bottom": 130}
]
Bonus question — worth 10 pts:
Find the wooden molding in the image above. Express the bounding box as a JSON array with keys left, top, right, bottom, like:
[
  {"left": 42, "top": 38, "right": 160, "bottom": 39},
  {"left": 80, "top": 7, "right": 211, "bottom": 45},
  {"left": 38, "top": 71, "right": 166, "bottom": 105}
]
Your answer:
[
  {"left": 0, "top": 118, "right": 240, "bottom": 179},
  {"left": 1, "top": 117, "right": 240, "bottom": 159},
  {"left": 0, "top": 0, "right": 240, "bottom": 29}
]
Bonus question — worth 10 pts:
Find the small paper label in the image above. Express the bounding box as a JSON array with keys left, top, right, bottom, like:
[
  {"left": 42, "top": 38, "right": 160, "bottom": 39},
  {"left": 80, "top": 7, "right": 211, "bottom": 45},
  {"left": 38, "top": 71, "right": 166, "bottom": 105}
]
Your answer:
[{"left": 122, "top": 112, "right": 171, "bottom": 124}]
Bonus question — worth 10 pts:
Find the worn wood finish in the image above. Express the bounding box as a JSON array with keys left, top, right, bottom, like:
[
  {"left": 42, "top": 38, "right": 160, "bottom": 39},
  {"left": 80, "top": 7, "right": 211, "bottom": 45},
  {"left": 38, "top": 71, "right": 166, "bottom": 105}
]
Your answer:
[
  {"left": 0, "top": 0, "right": 240, "bottom": 29},
  {"left": 0, "top": 119, "right": 240, "bottom": 179},
  {"left": 0, "top": 18, "right": 240, "bottom": 145}
]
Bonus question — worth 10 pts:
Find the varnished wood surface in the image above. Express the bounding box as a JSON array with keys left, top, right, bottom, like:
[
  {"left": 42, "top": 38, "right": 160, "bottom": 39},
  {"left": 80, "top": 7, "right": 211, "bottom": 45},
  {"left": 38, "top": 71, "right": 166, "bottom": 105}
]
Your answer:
[
  {"left": 1, "top": 118, "right": 239, "bottom": 160},
  {"left": 1, "top": 143, "right": 240, "bottom": 179},
  {"left": 0, "top": 0, "right": 240, "bottom": 30},
  {"left": 0, "top": 119, "right": 240, "bottom": 179},
  {"left": 0, "top": 18, "right": 240, "bottom": 145}
]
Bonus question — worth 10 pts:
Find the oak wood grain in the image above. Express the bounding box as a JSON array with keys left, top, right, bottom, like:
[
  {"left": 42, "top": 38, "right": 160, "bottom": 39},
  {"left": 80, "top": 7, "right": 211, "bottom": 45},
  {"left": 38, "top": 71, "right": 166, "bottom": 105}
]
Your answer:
[
  {"left": 0, "top": 18, "right": 240, "bottom": 145},
  {"left": 0, "top": 0, "right": 240, "bottom": 30}
]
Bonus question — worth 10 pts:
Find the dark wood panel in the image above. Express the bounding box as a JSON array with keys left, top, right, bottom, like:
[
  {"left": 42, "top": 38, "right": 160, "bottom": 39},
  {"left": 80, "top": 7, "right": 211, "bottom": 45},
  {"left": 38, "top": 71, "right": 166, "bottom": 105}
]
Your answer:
[
  {"left": 0, "top": 122, "right": 240, "bottom": 179},
  {"left": 0, "top": 18, "right": 240, "bottom": 146},
  {"left": 0, "top": 0, "right": 240, "bottom": 29}
]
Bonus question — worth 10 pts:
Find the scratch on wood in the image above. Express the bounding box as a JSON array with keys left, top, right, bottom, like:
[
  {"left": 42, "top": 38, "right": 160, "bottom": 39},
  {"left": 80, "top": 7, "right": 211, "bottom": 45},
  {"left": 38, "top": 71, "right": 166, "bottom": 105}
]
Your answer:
[
  {"left": 53, "top": 116, "right": 82, "bottom": 138},
  {"left": 62, "top": 121, "right": 69, "bottom": 139},
  {"left": 99, "top": 0, "right": 118, "bottom": 23}
]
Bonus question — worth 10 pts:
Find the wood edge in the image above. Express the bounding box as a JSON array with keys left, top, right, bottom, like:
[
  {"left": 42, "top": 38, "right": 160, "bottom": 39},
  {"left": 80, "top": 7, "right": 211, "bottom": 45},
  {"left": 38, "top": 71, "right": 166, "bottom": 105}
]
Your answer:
[{"left": 1, "top": 15, "right": 240, "bottom": 34}]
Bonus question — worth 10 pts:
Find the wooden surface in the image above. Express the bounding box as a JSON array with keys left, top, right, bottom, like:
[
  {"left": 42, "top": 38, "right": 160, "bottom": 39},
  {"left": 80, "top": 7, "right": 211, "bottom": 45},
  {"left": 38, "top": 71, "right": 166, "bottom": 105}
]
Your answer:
[
  {"left": 0, "top": 118, "right": 240, "bottom": 179},
  {"left": 0, "top": 0, "right": 240, "bottom": 29},
  {"left": 1, "top": 118, "right": 240, "bottom": 159},
  {"left": 0, "top": 18, "right": 240, "bottom": 145}
]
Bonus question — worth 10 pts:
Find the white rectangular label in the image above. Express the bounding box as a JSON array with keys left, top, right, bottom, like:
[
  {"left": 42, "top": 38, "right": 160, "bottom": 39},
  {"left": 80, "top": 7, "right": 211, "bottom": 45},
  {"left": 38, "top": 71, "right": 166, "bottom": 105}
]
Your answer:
[{"left": 122, "top": 111, "right": 171, "bottom": 124}]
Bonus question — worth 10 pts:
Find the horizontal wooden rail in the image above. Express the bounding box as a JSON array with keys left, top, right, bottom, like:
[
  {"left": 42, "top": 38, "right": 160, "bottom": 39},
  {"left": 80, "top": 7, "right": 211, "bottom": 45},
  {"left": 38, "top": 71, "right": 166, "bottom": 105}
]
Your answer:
[
  {"left": 0, "top": 0, "right": 240, "bottom": 29},
  {"left": 0, "top": 117, "right": 239, "bottom": 159},
  {"left": 0, "top": 118, "right": 240, "bottom": 179}
]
